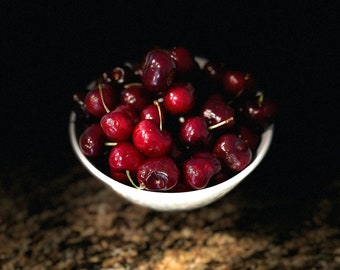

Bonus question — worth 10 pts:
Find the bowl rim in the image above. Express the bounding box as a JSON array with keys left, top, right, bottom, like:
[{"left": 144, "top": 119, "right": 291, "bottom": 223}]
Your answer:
[{"left": 69, "top": 111, "right": 274, "bottom": 198}]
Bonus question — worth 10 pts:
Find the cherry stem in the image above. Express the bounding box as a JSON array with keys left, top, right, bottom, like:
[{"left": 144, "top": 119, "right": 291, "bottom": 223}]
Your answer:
[
  {"left": 256, "top": 91, "right": 264, "bottom": 106},
  {"left": 153, "top": 100, "right": 163, "bottom": 131},
  {"left": 126, "top": 170, "right": 143, "bottom": 189},
  {"left": 228, "top": 88, "right": 244, "bottom": 105},
  {"left": 208, "top": 117, "right": 234, "bottom": 130},
  {"left": 104, "top": 142, "right": 118, "bottom": 146},
  {"left": 99, "top": 83, "right": 110, "bottom": 113},
  {"left": 124, "top": 82, "right": 143, "bottom": 89}
]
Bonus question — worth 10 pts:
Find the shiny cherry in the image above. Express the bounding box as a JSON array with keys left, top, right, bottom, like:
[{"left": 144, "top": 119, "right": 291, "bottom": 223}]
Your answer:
[
  {"left": 120, "top": 83, "right": 150, "bottom": 112},
  {"left": 79, "top": 123, "right": 106, "bottom": 157},
  {"left": 140, "top": 103, "right": 165, "bottom": 126},
  {"left": 203, "top": 61, "right": 225, "bottom": 83},
  {"left": 85, "top": 83, "right": 116, "bottom": 118},
  {"left": 142, "top": 49, "right": 176, "bottom": 92},
  {"left": 222, "top": 71, "right": 246, "bottom": 96},
  {"left": 243, "top": 92, "right": 278, "bottom": 128},
  {"left": 109, "top": 142, "right": 146, "bottom": 176},
  {"left": 237, "top": 125, "right": 261, "bottom": 152},
  {"left": 163, "top": 82, "right": 195, "bottom": 115},
  {"left": 202, "top": 93, "right": 235, "bottom": 131},
  {"left": 100, "top": 105, "right": 138, "bottom": 141},
  {"left": 179, "top": 116, "right": 210, "bottom": 146},
  {"left": 132, "top": 119, "right": 172, "bottom": 157},
  {"left": 137, "top": 156, "right": 180, "bottom": 191},
  {"left": 183, "top": 152, "right": 221, "bottom": 189},
  {"left": 169, "top": 46, "right": 196, "bottom": 75},
  {"left": 213, "top": 134, "right": 252, "bottom": 172}
]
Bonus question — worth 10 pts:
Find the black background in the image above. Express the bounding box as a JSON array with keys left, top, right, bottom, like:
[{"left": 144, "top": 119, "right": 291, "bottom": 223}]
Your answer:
[{"left": 2, "top": 2, "right": 339, "bottom": 198}]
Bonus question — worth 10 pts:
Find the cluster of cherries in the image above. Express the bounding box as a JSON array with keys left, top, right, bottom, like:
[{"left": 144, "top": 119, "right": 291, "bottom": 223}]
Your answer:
[{"left": 73, "top": 46, "right": 278, "bottom": 192}]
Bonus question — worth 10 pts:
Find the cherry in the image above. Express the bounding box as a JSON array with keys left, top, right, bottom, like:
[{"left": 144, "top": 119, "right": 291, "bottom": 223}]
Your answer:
[
  {"left": 222, "top": 71, "right": 246, "bottom": 96},
  {"left": 170, "top": 181, "right": 194, "bottom": 192},
  {"left": 108, "top": 142, "right": 146, "bottom": 176},
  {"left": 130, "top": 61, "right": 143, "bottom": 77},
  {"left": 179, "top": 116, "right": 210, "bottom": 146},
  {"left": 244, "top": 72, "right": 256, "bottom": 90},
  {"left": 213, "top": 134, "right": 252, "bottom": 172},
  {"left": 203, "top": 61, "right": 225, "bottom": 83},
  {"left": 100, "top": 105, "right": 138, "bottom": 141},
  {"left": 237, "top": 125, "right": 261, "bottom": 152},
  {"left": 140, "top": 102, "right": 165, "bottom": 126},
  {"left": 79, "top": 123, "right": 106, "bottom": 157},
  {"left": 100, "top": 65, "right": 136, "bottom": 85},
  {"left": 169, "top": 46, "right": 196, "bottom": 75},
  {"left": 201, "top": 93, "right": 235, "bottom": 131},
  {"left": 142, "top": 49, "right": 176, "bottom": 92},
  {"left": 85, "top": 83, "right": 116, "bottom": 118},
  {"left": 137, "top": 156, "right": 180, "bottom": 191},
  {"left": 120, "top": 83, "right": 150, "bottom": 112},
  {"left": 208, "top": 166, "right": 235, "bottom": 186},
  {"left": 163, "top": 82, "right": 195, "bottom": 115},
  {"left": 242, "top": 92, "right": 278, "bottom": 128},
  {"left": 183, "top": 152, "right": 221, "bottom": 189},
  {"left": 110, "top": 170, "right": 132, "bottom": 184},
  {"left": 132, "top": 119, "right": 172, "bottom": 157}
]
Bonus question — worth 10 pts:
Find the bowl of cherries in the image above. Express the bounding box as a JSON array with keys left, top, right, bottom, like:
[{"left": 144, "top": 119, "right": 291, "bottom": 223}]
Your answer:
[{"left": 69, "top": 46, "right": 277, "bottom": 211}]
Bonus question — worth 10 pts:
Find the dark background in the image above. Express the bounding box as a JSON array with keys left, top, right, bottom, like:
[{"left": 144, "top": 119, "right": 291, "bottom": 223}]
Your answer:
[{"left": 2, "top": 2, "right": 338, "bottom": 198}]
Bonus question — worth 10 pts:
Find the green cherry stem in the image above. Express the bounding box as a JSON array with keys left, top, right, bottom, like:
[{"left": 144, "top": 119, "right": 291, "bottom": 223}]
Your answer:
[
  {"left": 208, "top": 117, "right": 234, "bottom": 130},
  {"left": 126, "top": 170, "right": 144, "bottom": 190},
  {"left": 153, "top": 100, "right": 163, "bottom": 131},
  {"left": 256, "top": 90, "right": 264, "bottom": 105},
  {"left": 98, "top": 83, "right": 111, "bottom": 113},
  {"left": 228, "top": 88, "right": 245, "bottom": 105},
  {"left": 124, "top": 82, "right": 143, "bottom": 89},
  {"left": 104, "top": 142, "right": 118, "bottom": 147}
]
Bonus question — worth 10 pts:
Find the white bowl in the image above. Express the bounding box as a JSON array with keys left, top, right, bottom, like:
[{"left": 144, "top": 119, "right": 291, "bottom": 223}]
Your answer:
[{"left": 69, "top": 111, "right": 273, "bottom": 211}]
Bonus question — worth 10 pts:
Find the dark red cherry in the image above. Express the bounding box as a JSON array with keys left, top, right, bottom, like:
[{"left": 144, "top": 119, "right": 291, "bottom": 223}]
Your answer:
[
  {"left": 163, "top": 83, "right": 195, "bottom": 115},
  {"left": 213, "top": 134, "right": 252, "bottom": 172},
  {"left": 237, "top": 125, "right": 261, "bottom": 152},
  {"left": 132, "top": 119, "right": 172, "bottom": 157},
  {"left": 203, "top": 61, "right": 225, "bottom": 83},
  {"left": 85, "top": 83, "right": 116, "bottom": 118},
  {"left": 209, "top": 167, "right": 235, "bottom": 186},
  {"left": 142, "top": 49, "right": 176, "bottom": 92},
  {"left": 109, "top": 142, "right": 146, "bottom": 174},
  {"left": 183, "top": 152, "right": 221, "bottom": 189},
  {"left": 100, "top": 65, "right": 136, "bottom": 85},
  {"left": 243, "top": 93, "right": 278, "bottom": 128},
  {"left": 169, "top": 46, "right": 196, "bottom": 75},
  {"left": 201, "top": 94, "right": 235, "bottom": 131},
  {"left": 244, "top": 72, "right": 256, "bottom": 90},
  {"left": 110, "top": 170, "right": 131, "bottom": 184},
  {"left": 140, "top": 103, "right": 165, "bottom": 126},
  {"left": 223, "top": 71, "right": 246, "bottom": 96},
  {"left": 137, "top": 157, "right": 180, "bottom": 191},
  {"left": 170, "top": 181, "right": 195, "bottom": 192},
  {"left": 79, "top": 123, "right": 106, "bottom": 157},
  {"left": 179, "top": 116, "right": 210, "bottom": 146},
  {"left": 100, "top": 105, "right": 138, "bottom": 141},
  {"left": 120, "top": 83, "right": 150, "bottom": 112}
]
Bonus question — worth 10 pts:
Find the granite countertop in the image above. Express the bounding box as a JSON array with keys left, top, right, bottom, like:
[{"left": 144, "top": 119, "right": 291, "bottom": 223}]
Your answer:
[{"left": 1, "top": 153, "right": 339, "bottom": 270}]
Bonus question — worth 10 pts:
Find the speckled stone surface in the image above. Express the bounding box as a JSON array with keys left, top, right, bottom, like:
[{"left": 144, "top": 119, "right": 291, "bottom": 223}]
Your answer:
[{"left": 1, "top": 157, "right": 339, "bottom": 270}]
